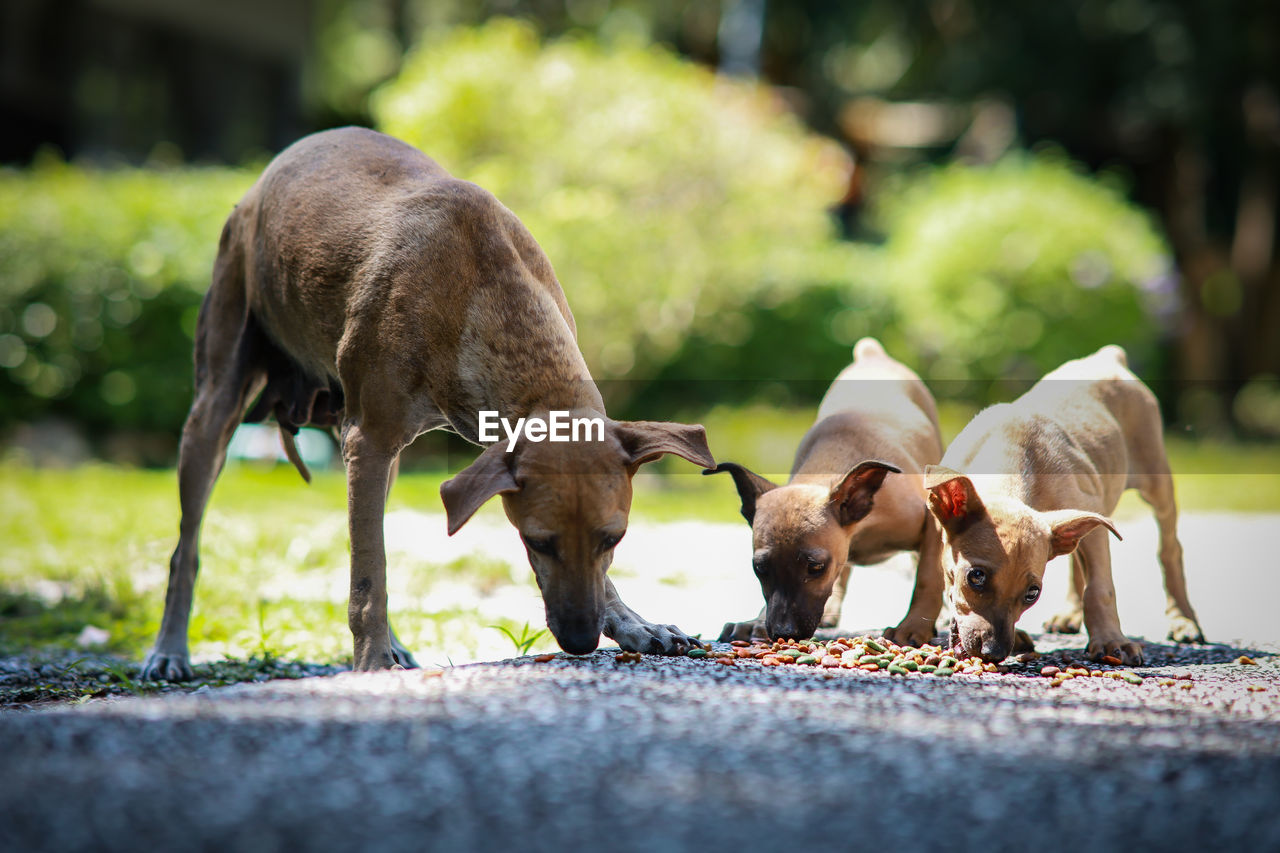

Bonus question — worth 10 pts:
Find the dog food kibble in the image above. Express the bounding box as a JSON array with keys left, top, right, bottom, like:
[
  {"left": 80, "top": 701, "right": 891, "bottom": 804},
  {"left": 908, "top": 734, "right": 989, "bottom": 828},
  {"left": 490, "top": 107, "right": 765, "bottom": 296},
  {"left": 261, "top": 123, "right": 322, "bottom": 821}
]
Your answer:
[
  {"left": 1236, "top": 655, "right": 1258, "bottom": 665},
  {"left": 533, "top": 654, "right": 556, "bottom": 663},
  {"left": 662, "top": 634, "right": 1208, "bottom": 689},
  {"left": 615, "top": 651, "right": 643, "bottom": 664}
]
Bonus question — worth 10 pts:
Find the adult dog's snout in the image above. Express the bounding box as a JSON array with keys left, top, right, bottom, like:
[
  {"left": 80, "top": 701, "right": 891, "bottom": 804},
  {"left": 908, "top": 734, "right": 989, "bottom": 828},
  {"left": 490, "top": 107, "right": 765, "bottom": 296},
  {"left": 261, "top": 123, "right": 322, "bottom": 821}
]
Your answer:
[{"left": 549, "top": 613, "right": 602, "bottom": 655}]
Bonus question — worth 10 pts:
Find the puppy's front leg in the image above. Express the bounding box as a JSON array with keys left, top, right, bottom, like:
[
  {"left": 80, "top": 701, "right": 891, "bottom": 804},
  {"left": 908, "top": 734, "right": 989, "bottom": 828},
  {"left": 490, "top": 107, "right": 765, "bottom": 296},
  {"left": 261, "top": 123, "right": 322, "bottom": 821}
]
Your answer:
[
  {"left": 602, "top": 576, "right": 699, "bottom": 655},
  {"left": 343, "top": 424, "right": 405, "bottom": 671},
  {"left": 718, "top": 606, "right": 766, "bottom": 643},
  {"left": 1076, "top": 532, "right": 1144, "bottom": 665},
  {"left": 885, "top": 522, "right": 945, "bottom": 648}
]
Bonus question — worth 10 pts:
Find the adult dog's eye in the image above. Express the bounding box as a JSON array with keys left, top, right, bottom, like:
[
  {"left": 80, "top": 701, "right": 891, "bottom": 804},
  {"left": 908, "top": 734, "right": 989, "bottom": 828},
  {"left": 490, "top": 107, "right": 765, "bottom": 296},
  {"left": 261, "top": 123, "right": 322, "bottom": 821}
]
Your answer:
[
  {"left": 752, "top": 555, "right": 768, "bottom": 578},
  {"left": 600, "top": 532, "right": 623, "bottom": 551},
  {"left": 967, "top": 567, "right": 987, "bottom": 589},
  {"left": 1024, "top": 585, "right": 1041, "bottom": 604},
  {"left": 522, "top": 535, "right": 556, "bottom": 556},
  {"left": 806, "top": 558, "right": 826, "bottom": 577}
]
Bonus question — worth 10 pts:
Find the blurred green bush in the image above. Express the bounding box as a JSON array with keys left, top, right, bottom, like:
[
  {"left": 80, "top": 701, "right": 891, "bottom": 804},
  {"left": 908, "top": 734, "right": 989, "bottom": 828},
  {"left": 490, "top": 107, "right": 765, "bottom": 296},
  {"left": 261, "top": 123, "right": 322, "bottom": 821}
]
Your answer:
[
  {"left": 869, "top": 153, "right": 1172, "bottom": 401},
  {"left": 373, "top": 18, "right": 853, "bottom": 383},
  {"left": 0, "top": 21, "right": 1175, "bottom": 454},
  {"left": 0, "top": 157, "right": 251, "bottom": 439}
]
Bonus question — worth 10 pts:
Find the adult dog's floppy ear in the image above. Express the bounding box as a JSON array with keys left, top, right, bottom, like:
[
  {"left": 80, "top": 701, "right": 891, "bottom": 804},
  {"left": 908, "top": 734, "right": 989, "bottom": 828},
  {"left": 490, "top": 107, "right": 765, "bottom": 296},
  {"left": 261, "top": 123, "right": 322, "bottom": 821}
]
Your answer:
[
  {"left": 924, "top": 465, "right": 986, "bottom": 533},
  {"left": 830, "top": 460, "right": 901, "bottom": 526},
  {"left": 613, "top": 421, "right": 715, "bottom": 470},
  {"left": 440, "top": 442, "right": 520, "bottom": 535},
  {"left": 704, "top": 462, "right": 779, "bottom": 525}
]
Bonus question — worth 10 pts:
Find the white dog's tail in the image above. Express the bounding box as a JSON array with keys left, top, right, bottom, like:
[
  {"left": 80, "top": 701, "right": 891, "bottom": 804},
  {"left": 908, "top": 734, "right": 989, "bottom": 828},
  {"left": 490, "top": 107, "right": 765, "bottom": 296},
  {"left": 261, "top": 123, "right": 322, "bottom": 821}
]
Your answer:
[{"left": 853, "top": 337, "right": 888, "bottom": 362}]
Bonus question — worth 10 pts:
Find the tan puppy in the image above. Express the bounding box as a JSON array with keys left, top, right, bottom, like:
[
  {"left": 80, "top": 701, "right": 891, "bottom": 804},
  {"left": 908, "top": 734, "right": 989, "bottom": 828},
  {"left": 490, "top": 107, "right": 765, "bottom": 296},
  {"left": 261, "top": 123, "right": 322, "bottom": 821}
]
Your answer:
[
  {"left": 707, "top": 338, "right": 945, "bottom": 645},
  {"left": 142, "top": 127, "right": 714, "bottom": 680},
  {"left": 925, "top": 345, "right": 1204, "bottom": 665}
]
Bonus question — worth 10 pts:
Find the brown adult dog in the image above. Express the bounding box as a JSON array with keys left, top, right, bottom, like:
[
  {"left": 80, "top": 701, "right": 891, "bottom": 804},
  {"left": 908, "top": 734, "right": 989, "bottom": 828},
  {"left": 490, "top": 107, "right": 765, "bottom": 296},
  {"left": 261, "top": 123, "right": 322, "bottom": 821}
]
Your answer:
[
  {"left": 707, "top": 338, "right": 945, "bottom": 645},
  {"left": 141, "top": 127, "right": 715, "bottom": 680},
  {"left": 925, "top": 345, "right": 1204, "bottom": 666}
]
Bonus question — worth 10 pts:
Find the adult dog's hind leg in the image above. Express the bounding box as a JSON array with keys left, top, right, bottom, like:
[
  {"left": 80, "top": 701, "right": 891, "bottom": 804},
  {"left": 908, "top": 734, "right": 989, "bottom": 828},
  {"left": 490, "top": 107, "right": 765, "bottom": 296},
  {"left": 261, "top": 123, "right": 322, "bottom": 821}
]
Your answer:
[{"left": 143, "top": 249, "right": 264, "bottom": 681}]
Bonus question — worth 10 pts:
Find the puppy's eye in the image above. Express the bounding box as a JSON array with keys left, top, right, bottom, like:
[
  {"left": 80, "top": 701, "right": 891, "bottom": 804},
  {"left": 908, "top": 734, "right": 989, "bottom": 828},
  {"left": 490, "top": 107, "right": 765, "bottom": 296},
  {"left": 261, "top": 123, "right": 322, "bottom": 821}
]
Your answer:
[
  {"left": 967, "top": 567, "right": 987, "bottom": 589},
  {"left": 1024, "top": 585, "right": 1041, "bottom": 604},
  {"left": 522, "top": 535, "right": 556, "bottom": 556}
]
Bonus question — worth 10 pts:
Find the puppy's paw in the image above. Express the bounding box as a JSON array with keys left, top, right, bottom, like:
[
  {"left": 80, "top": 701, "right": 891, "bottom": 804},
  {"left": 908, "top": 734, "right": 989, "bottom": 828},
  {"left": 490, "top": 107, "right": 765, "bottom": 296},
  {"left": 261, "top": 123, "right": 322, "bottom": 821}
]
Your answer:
[
  {"left": 718, "top": 619, "right": 761, "bottom": 643},
  {"left": 1087, "top": 635, "right": 1144, "bottom": 666},
  {"left": 1013, "top": 629, "right": 1037, "bottom": 654},
  {"left": 884, "top": 619, "right": 935, "bottom": 649},
  {"left": 140, "top": 650, "right": 193, "bottom": 682},
  {"left": 613, "top": 619, "right": 699, "bottom": 656},
  {"left": 1167, "top": 616, "right": 1205, "bottom": 645},
  {"left": 1043, "top": 608, "right": 1084, "bottom": 634}
]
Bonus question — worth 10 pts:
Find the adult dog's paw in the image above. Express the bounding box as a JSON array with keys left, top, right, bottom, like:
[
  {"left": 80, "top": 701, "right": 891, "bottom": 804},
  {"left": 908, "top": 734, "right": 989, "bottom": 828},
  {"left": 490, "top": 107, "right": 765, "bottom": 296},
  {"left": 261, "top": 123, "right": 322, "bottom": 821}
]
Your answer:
[
  {"left": 140, "top": 650, "right": 193, "bottom": 682},
  {"left": 1087, "top": 635, "right": 1144, "bottom": 666},
  {"left": 614, "top": 619, "right": 699, "bottom": 656},
  {"left": 1167, "top": 616, "right": 1205, "bottom": 644}
]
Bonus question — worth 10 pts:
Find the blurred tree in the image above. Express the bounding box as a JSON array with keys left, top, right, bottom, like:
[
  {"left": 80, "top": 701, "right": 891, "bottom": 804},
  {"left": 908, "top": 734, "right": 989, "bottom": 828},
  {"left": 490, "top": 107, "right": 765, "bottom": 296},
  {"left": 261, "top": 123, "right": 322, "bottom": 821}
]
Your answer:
[
  {"left": 373, "top": 18, "right": 851, "bottom": 397},
  {"left": 753, "top": 0, "right": 1280, "bottom": 430}
]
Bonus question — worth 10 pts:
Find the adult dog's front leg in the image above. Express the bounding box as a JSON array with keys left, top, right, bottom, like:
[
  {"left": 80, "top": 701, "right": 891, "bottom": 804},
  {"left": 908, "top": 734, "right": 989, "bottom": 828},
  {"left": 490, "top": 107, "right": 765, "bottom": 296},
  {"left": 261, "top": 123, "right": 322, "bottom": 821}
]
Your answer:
[
  {"left": 343, "top": 424, "right": 408, "bottom": 671},
  {"left": 602, "top": 576, "right": 699, "bottom": 655}
]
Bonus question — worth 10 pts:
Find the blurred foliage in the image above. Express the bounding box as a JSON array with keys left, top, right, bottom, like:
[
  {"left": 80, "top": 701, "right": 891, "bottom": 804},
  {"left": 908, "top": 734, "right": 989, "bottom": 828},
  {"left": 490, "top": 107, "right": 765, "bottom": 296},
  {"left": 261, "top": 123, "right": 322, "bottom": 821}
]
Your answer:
[
  {"left": 0, "top": 20, "right": 1186, "bottom": 448},
  {"left": 0, "top": 157, "right": 251, "bottom": 440},
  {"left": 373, "top": 18, "right": 851, "bottom": 383},
  {"left": 870, "top": 152, "right": 1172, "bottom": 399}
]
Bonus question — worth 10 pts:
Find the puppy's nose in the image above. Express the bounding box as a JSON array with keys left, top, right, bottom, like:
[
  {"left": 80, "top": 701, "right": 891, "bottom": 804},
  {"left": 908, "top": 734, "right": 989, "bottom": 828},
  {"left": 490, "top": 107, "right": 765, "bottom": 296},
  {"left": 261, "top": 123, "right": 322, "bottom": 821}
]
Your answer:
[{"left": 979, "top": 638, "right": 1010, "bottom": 662}]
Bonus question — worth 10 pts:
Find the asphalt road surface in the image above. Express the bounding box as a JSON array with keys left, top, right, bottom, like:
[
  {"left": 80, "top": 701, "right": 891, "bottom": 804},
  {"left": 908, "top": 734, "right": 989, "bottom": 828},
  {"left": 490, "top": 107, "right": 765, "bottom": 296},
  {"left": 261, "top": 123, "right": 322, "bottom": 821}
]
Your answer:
[{"left": 2, "top": 635, "right": 1278, "bottom": 852}]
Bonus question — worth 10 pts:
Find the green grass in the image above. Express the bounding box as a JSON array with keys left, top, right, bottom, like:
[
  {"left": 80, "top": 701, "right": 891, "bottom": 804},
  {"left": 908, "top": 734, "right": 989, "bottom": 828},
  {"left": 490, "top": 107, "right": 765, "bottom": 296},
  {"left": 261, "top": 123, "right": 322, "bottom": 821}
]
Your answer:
[{"left": 1, "top": 420, "right": 1276, "bottom": 669}]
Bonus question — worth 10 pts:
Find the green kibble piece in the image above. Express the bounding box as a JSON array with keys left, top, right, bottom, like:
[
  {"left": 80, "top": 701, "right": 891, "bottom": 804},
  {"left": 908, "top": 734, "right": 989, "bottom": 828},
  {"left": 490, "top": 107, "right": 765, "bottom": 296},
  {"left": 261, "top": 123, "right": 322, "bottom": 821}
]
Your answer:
[
  {"left": 778, "top": 649, "right": 803, "bottom": 659},
  {"left": 900, "top": 660, "right": 919, "bottom": 671},
  {"left": 919, "top": 664, "right": 937, "bottom": 673},
  {"left": 941, "top": 657, "right": 959, "bottom": 668},
  {"left": 932, "top": 667, "right": 954, "bottom": 677},
  {"left": 686, "top": 648, "right": 709, "bottom": 659},
  {"left": 887, "top": 664, "right": 908, "bottom": 675},
  {"left": 1122, "top": 672, "right": 1144, "bottom": 685},
  {"left": 796, "top": 654, "right": 819, "bottom": 665},
  {"left": 858, "top": 655, "right": 879, "bottom": 665},
  {"left": 863, "top": 639, "right": 887, "bottom": 654}
]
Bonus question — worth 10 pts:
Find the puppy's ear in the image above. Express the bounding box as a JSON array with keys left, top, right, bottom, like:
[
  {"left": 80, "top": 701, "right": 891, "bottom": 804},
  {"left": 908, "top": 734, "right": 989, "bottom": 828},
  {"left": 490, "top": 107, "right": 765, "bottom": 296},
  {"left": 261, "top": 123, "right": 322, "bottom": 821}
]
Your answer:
[
  {"left": 440, "top": 442, "right": 520, "bottom": 535},
  {"left": 830, "top": 460, "right": 901, "bottom": 526},
  {"left": 704, "top": 462, "right": 779, "bottom": 525},
  {"left": 924, "top": 465, "right": 985, "bottom": 533},
  {"left": 1042, "top": 509, "right": 1122, "bottom": 557},
  {"left": 614, "top": 421, "right": 716, "bottom": 470}
]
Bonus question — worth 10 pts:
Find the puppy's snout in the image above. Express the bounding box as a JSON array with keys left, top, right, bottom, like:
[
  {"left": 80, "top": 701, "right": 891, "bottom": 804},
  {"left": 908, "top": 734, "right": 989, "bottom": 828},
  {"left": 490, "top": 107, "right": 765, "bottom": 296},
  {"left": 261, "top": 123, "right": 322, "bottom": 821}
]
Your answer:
[
  {"left": 979, "top": 636, "right": 1011, "bottom": 663},
  {"left": 765, "top": 610, "right": 819, "bottom": 643}
]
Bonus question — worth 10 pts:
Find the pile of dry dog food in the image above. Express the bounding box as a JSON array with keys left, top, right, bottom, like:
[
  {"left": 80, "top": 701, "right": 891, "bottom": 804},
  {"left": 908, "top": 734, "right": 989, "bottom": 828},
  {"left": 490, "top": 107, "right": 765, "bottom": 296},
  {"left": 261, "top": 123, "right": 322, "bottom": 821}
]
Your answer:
[{"left": 643, "top": 634, "right": 1198, "bottom": 688}]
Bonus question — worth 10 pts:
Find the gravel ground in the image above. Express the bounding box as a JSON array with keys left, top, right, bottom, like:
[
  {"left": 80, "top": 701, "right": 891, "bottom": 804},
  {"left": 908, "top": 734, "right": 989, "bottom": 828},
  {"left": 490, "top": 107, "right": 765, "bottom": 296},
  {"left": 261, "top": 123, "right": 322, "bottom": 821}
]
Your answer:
[{"left": 2, "top": 633, "right": 1278, "bottom": 852}]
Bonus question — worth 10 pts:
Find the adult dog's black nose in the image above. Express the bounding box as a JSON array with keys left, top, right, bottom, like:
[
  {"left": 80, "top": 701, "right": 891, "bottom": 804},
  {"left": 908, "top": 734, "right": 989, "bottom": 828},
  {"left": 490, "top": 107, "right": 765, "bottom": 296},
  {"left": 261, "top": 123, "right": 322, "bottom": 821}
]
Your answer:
[{"left": 553, "top": 618, "right": 600, "bottom": 656}]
